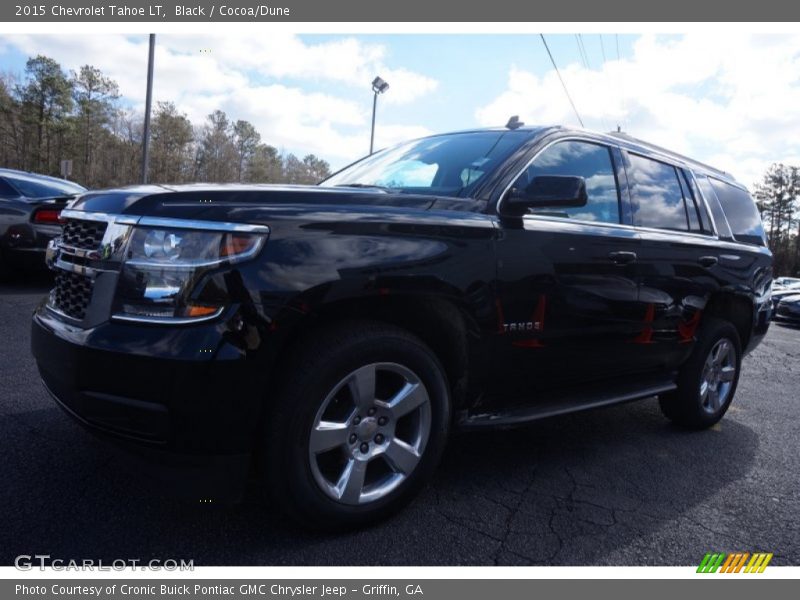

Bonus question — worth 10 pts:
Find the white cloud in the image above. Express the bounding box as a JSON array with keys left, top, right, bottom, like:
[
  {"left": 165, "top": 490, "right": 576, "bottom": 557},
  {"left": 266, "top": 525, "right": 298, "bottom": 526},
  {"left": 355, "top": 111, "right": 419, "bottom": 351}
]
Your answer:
[
  {"left": 475, "top": 33, "right": 800, "bottom": 188},
  {"left": 0, "top": 33, "right": 438, "bottom": 167}
]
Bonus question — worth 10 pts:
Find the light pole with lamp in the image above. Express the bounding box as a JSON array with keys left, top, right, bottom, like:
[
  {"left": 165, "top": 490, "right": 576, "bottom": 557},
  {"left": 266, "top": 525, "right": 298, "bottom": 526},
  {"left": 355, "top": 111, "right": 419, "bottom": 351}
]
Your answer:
[{"left": 369, "top": 76, "right": 389, "bottom": 155}]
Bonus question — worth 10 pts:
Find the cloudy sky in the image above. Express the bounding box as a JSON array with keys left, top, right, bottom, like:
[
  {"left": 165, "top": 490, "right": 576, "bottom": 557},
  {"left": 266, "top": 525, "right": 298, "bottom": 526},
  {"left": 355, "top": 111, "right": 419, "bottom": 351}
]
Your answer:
[{"left": 1, "top": 33, "right": 800, "bottom": 187}]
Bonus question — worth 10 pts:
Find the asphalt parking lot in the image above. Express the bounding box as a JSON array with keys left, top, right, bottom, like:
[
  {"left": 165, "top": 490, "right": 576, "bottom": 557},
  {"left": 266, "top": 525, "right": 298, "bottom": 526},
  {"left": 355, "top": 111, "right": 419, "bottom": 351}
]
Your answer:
[{"left": 1, "top": 273, "right": 799, "bottom": 566}]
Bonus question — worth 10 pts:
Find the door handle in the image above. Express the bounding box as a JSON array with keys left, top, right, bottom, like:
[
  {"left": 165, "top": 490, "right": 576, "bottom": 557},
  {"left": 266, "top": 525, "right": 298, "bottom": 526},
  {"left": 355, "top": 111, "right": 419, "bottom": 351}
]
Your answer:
[
  {"left": 608, "top": 251, "right": 637, "bottom": 264},
  {"left": 698, "top": 256, "right": 718, "bottom": 268}
]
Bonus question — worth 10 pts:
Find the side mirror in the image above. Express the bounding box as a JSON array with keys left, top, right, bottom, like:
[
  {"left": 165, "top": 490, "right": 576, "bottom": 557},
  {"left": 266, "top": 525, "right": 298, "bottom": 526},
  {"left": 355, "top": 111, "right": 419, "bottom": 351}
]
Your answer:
[{"left": 505, "top": 175, "right": 588, "bottom": 211}]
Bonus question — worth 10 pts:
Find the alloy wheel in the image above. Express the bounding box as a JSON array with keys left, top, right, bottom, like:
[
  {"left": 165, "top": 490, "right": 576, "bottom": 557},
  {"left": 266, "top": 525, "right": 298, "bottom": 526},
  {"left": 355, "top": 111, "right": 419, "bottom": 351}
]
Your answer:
[
  {"left": 699, "top": 337, "right": 737, "bottom": 414},
  {"left": 308, "top": 362, "right": 432, "bottom": 506}
]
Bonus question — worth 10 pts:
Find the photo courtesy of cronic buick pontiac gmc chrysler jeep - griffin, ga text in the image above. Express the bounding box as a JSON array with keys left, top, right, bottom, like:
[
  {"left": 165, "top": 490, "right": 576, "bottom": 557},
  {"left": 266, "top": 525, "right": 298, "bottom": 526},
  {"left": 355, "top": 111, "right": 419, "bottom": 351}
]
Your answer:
[{"left": 31, "top": 123, "right": 772, "bottom": 529}]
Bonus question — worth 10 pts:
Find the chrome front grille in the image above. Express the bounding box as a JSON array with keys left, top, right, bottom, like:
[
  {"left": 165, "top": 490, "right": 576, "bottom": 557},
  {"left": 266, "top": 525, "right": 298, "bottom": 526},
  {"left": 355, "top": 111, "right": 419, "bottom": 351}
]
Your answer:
[
  {"left": 51, "top": 269, "right": 94, "bottom": 320},
  {"left": 62, "top": 218, "right": 108, "bottom": 250}
]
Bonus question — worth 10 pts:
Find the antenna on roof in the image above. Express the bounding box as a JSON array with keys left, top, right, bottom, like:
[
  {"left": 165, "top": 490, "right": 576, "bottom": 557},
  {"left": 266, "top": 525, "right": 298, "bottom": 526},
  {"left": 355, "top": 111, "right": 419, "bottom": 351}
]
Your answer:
[{"left": 506, "top": 115, "right": 524, "bottom": 130}]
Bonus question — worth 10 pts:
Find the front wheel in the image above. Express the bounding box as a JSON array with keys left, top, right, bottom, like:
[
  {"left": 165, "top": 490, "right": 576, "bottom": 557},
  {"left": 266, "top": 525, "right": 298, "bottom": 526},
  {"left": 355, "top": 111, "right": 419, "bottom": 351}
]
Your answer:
[
  {"left": 659, "top": 317, "right": 742, "bottom": 429},
  {"left": 263, "top": 321, "right": 451, "bottom": 530}
]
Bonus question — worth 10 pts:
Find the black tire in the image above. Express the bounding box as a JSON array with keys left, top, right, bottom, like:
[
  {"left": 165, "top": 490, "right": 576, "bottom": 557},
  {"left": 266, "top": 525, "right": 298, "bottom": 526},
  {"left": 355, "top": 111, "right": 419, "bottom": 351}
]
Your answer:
[
  {"left": 262, "top": 320, "right": 451, "bottom": 530},
  {"left": 659, "top": 317, "right": 742, "bottom": 429}
]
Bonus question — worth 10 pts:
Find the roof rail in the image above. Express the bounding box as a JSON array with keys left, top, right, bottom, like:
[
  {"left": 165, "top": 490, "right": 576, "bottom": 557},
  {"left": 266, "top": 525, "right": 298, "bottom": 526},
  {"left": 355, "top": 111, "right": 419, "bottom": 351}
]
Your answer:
[{"left": 606, "top": 131, "right": 732, "bottom": 180}]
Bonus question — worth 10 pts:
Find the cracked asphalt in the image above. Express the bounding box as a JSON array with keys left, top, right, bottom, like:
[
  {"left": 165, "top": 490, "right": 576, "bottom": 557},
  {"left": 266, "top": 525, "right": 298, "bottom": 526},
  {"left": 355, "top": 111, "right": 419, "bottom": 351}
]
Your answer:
[{"left": 2, "top": 273, "right": 799, "bottom": 566}]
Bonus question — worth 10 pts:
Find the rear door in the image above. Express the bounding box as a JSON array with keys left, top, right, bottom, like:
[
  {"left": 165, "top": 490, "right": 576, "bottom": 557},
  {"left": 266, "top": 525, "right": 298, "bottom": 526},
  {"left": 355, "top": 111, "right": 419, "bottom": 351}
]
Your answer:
[{"left": 624, "top": 152, "right": 721, "bottom": 370}]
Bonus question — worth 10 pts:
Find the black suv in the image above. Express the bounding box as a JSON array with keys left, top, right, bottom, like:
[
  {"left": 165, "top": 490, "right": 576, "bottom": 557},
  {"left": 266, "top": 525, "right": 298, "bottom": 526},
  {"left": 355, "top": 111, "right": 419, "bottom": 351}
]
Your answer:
[{"left": 31, "top": 125, "right": 772, "bottom": 528}]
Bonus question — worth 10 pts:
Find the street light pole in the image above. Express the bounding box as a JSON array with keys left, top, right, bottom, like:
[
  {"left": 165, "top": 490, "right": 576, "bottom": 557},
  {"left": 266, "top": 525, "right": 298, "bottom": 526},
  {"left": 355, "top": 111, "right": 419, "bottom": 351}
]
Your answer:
[
  {"left": 369, "top": 76, "right": 389, "bottom": 155},
  {"left": 141, "top": 33, "right": 155, "bottom": 184},
  {"left": 369, "top": 91, "right": 378, "bottom": 155}
]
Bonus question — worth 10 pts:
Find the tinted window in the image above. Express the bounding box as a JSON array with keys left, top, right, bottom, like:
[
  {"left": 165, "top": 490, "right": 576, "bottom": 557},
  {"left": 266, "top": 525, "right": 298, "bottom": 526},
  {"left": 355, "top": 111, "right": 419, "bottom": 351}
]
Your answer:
[
  {"left": 3, "top": 173, "right": 85, "bottom": 198},
  {"left": 677, "top": 171, "right": 702, "bottom": 232},
  {"left": 0, "top": 177, "right": 20, "bottom": 198},
  {"left": 682, "top": 170, "right": 713, "bottom": 233},
  {"left": 628, "top": 154, "right": 688, "bottom": 231},
  {"left": 513, "top": 141, "right": 620, "bottom": 223},
  {"left": 709, "top": 178, "right": 766, "bottom": 246},
  {"left": 321, "top": 131, "right": 529, "bottom": 197},
  {"left": 696, "top": 175, "right": 733, "bottom": 240}
]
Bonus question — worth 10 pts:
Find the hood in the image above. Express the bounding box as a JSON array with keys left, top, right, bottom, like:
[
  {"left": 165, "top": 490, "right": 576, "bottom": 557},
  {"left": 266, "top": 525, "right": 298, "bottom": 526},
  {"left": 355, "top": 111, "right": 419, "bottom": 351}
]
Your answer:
[{"left": 68, "top": 183, "right": 486, "bottom": 223}]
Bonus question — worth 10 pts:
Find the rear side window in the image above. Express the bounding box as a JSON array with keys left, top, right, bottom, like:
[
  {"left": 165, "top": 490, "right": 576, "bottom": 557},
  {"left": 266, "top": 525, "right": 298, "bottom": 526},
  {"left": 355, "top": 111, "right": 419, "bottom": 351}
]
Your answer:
[
  {"left": 681, "top": 169, "right": 713, "bottom": 234},
  {"left": 708, "top": 178, "right": 766, "bottom": 246},
  {"left": 627, "top": 153, "right": 689, "bottom": 231},
  {"left": 695, "top": 175, "right": 733, "bottom": 240},
  {"left": 677, "top": 171, "right": 702, "bottom": 232},
  {"left": 2, "top": 174, "right": 84, "bottom": 199}
]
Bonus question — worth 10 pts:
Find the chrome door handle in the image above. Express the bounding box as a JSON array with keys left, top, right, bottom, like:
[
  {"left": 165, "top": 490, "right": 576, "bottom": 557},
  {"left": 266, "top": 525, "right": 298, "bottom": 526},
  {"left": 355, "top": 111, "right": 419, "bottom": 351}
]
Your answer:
[
  {"left": 698, "top": 256, "right": 718, "bottom": 267},
  {"left": 608, "top": 251, "right": 637, "bottom": 264}
]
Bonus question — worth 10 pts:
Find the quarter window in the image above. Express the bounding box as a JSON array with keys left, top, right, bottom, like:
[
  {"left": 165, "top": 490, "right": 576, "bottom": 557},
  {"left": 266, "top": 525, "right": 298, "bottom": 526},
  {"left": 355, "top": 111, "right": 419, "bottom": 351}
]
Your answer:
[
  {"left": 628, "top": 154, "right": 689, "bottom": 231},
  {"left": 708, "top": 178, "right": 766, "bottom": 246},
  {"left": 511, "top": 141, "right": 621, "bottom": 224}
]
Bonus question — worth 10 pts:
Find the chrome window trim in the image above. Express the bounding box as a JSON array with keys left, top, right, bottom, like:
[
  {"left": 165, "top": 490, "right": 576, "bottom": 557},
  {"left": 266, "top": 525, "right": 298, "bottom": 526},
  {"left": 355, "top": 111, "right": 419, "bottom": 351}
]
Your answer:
[
  {"left": 498, "top": 137, "right": 750, "bottom": 246},
  {"left": 519, "top": 213, "right": 727, "bottom": 242}
]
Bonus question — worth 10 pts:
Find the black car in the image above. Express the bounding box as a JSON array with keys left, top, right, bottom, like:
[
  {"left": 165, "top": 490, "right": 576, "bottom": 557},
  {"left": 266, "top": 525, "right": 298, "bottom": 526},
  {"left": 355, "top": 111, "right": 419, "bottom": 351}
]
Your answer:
[
  {"left": 31, "top": 124, "right": 772, "bottom": 528},
  {"left": 774, "top": 294, "right": 800, "bottom": 325},
  {"left": 0, "top": 169, "right": 86, "bottom": 274}
]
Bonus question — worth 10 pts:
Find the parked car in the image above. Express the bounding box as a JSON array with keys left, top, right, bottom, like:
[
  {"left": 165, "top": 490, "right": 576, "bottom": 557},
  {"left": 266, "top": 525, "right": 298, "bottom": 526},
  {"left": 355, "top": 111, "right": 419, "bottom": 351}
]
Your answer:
[
  {"left": 774, "top": 294, "right": 800, "bottom": 325},
  {"left": 770, "top": 286, "right": 800, "bottom": 313},
  {"left": 31, "top": 124, "right": 772, "bottom": 528},
  {"left": 0, "top": 169, "right": 86, "bottom": 274},
  {"left": 772, "top": 276, "right": 800, "bottom": 290}
]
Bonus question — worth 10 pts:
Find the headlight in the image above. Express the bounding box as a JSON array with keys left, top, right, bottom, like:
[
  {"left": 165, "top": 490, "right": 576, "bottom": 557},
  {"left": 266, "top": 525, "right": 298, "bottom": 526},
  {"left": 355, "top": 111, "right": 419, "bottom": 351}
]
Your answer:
[{"left": 113, "top": 224, "right": 267, "bottom": 323}]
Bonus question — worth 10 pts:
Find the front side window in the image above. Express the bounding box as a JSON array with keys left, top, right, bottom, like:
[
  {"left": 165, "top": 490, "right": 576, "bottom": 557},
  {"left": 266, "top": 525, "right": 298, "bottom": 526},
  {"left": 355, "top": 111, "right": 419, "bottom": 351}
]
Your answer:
[
  {"left": 628, "top": 154, "right": 689, "bottom": 231},
  {"left": 511, "top": 140, "right": 621, "bottom": 224}
]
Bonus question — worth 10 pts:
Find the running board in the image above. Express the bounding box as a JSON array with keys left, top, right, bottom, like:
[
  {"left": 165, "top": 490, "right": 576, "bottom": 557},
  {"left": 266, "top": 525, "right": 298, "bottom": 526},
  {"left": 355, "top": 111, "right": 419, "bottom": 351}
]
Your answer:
[{"left": 458, "top": 380, "right": 677, "bottom": 430}]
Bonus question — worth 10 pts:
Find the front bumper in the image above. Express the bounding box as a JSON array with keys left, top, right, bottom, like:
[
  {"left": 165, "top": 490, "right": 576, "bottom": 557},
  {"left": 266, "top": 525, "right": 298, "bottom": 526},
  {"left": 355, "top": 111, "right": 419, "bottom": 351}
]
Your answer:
[{"left": 31, "top": 305, "right": 269, "bottom": 500}]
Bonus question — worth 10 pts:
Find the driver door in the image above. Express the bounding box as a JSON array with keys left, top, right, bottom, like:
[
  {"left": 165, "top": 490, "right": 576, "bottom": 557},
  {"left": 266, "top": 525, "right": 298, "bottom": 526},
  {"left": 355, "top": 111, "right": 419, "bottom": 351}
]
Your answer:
[{"left": 491, "top": 139, "right": 647, "bottom": 403}]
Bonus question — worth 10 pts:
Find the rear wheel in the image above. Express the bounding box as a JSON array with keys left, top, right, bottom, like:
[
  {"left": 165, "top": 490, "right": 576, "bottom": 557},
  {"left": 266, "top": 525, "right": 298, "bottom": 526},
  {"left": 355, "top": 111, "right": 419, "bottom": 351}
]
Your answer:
[
  {"left": 263, "top": 321, "right": 450, "bottom": 529},
  {"left": 659, "top": 317, "right": 742, "bottom": 429}
]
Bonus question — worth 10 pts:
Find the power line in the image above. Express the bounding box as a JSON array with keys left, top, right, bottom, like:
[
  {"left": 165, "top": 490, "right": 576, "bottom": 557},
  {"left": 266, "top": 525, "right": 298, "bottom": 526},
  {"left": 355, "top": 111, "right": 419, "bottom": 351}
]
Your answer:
[
  {"left": 577, "top": 34, "right": 592, "bottom": 70},
  {"left": 599, "top": 34, "right": 607, "bottom": 64},
  {"left": 540, "top": 33, "right": 584, "bottom": 128}
]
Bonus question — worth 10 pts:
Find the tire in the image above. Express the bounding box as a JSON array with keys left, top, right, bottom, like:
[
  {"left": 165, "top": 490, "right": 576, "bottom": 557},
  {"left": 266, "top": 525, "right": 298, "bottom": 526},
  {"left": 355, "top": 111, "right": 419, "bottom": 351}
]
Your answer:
[
  {"left": 659, "top": 317, "right": 742, "bottom": 429},
  {"left": 262, "top": 320, "right": 451, "bottom": 530}
]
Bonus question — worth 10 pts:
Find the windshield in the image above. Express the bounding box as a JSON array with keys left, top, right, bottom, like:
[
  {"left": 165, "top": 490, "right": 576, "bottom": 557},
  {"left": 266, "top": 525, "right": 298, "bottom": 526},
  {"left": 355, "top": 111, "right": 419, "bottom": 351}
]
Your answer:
[
  {"left": 4, "top": 173, "right": 86, "bottom": 198},
  {"left": 320, "top": 131, "right": 529, "bottom": 197}
]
